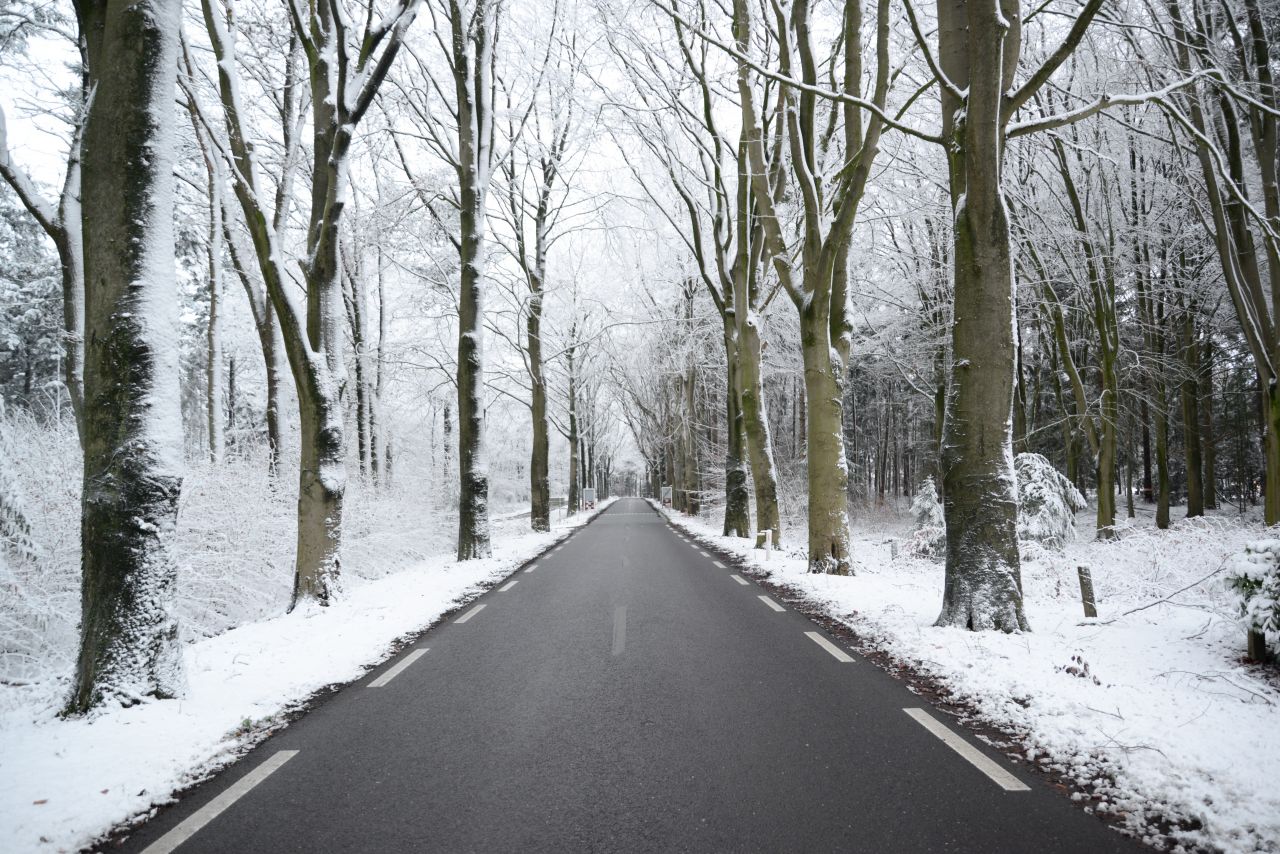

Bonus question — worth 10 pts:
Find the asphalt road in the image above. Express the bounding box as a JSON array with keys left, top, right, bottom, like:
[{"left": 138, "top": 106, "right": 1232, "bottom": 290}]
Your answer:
[{"left": 113, "top": 497, "right": 1144, "bottom": 853}]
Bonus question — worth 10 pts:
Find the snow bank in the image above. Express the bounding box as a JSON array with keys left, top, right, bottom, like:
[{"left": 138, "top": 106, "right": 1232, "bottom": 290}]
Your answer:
[
  {"left": 661, "top": 504, "right": 1280, "bottom": 854},
  {"left": 0, "top": 500, "right": 613, "bottom": 853}
]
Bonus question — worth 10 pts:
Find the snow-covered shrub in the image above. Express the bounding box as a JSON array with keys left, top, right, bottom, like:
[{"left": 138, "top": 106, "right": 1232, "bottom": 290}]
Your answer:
[
  {"left": 1015, "top": 453, "right": 1085, "bottom": 549},
  {"left": 904, "top": 476, "right": 945, "bottom": 558},
  {"left": 1228, "top": 540, "right": 1280, "bottom": 636}
]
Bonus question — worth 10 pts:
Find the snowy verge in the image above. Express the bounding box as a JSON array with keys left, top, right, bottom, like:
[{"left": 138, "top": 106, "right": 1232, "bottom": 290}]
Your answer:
[
  {"left": 656, "top": 503, "right": 1280, "bottom": 854},
  {"left": 0, "top": 499, "right": 615, "bottom": 854}
]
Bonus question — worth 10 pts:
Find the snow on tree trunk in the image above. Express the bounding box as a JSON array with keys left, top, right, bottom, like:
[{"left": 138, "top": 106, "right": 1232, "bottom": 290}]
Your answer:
[
  {"left": 291, "top": 384, "right": 344, "bottom": 605},
  {"left": 801, "top": 325, "right": 853, "bottom": 574},
  {"left": 528, "top": 288, "right": 550, "bottom": 532},
  {"left": 934, "top": 0, "right": 1028, "bottom": 632},
  {"left": 453, "top": 0, "right": 495, "bottom": 561},
  {"left": 723, "top": 319, "right": 751, "bottom": 537},
  {"left": 68, "top": 0, "right": 186, "bottom": 713},
  {"left": 738, "top": 310, "right": 781, "bottom": 548},
  {"left": 205, "top": 162, "right": 224, "bottom": 464}
]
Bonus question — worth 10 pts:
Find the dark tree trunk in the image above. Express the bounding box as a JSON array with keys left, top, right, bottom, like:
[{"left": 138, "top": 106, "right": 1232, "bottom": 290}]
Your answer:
[
  {"left": 528, "top": 289, "right": 550, "bottom": 531},
  {"left": 453, "top": 0, "right": 496, "bottom": 560},
  {"left": 1182, "top": 309, "right": 1204, "bottom": 518},
  {"left": 934, "top": 0, "right": 1028, "bottom": 632},
  {"left": 68, "top": 0, "right": 185, "bottom": 714}
]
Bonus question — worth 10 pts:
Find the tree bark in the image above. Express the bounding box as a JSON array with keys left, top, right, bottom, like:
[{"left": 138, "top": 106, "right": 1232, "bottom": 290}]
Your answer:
[
  {"left": 205, "top": 162, "right": 224, "bottom": 464},
  {"left": 722, "top": 320, "right": 751, "bottom": 537},
  {"left": 528, "top": 288, "right": 550, "bottom": 531},
  {"left": 935, "top": 0, "right": 1028, "bottom": 632},
  {"left": 738, "top": 306, "right": 781, "bottom": 546},
  {"left": 68, "top": 0, "right": 185, "bottom": 713},
  {"left": 1181, "top": 307, "right": 1204, "bottom": 517},
  {"left": 453, "top": 0, "right": 495, "bottom": 560},
  {"left": 1202, "top": 336, "right": 1217, "bottom": 509}
]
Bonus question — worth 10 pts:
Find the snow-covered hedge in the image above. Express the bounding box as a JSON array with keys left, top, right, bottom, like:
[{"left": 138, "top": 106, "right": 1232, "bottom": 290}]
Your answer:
[
  {"left": 1228, "top": 540, "right": 1280, "bottom": 637},
  {"left": 1014, "top": 452, "right": 1086, "bottom": 549}
]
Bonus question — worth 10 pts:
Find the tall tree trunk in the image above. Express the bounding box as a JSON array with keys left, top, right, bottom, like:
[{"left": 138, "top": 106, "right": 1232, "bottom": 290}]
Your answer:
[
  {"left": 205, "top": 165, "right": 224, "bottom": 464},
  {"left": 1141, "top": 401, "right": 1153, "bottom": 503},
  {"left": 1202, "top": 337, "right": 1217, "bottom": 509},
  {"left": 292, "top": 382, "right": 344, "bottom": 603},
  {"left": 528, "top": 288, "right": 550, "bottom": 531},
  {"left": 567, "top": 341, "right": 580, "bottom": 514},
  {"left": 68, "top": 0, "right": 185, "bottom": 713},
  {"left": 453, "top": 0, "right": 494, "bottom": 560},
  {"left": 738, "top": 308, "right": 781, "bottom": 546},
  {"left": 722, "top": 320, "right": 751, "bottom": 537},
  {"left": 800, "top": 312, "right": 853, "bottom": 573},
  {"left": 289, "top": 34, "right": 350, "bottom": 606},
  {"left": 1182, "top": 308, "right": 1204, "bottom": 517},
  {"left": 1155, "top": 383, "right": 1172, "bottom": 529},
  {"left": 935, "top": 0, "right": 1028, "bottom": 632}
]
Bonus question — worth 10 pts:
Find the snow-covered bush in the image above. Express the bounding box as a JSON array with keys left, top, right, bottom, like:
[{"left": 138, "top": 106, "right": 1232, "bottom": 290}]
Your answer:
[
  {"left": 904, "top": 476, "right": 945, "bottom": 558},
  {"left": 1228, "top": 540, "right": 1280, "bottom": 637},
  {"left": 1015, "top": 452, "right": 1085, "bottom": 549}
]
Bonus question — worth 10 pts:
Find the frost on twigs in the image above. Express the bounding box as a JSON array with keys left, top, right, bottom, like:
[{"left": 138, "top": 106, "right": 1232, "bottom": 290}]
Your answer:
[
  {"left": 904, "top": 476, "right": 945, "bottom": 559},
  {"left": 1228, "top": 540, "right": 1280, "bottom": 639},
  {"left": 1014, "top": 453, "right": 1086, "bottom": 550}
]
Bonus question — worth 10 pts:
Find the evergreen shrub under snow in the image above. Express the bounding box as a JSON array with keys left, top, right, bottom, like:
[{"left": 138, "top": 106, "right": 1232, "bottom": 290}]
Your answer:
[
  {"left": 905, "top": 455, "right": 1084, "bottom": 558},
  {"left": 904, "top": 476, "right": 945, "bottom": 558},
  {"left": 1013, "top": 452, "right": 1086, "bottom": 549},
  {"left": 1228, "top": 540, "right": 1280, "bottom": 637}
]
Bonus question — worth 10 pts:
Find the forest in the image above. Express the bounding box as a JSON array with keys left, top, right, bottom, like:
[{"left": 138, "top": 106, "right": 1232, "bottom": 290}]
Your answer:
[{"left": 2, "top": 0, "right": 1280, "bottom": 851}]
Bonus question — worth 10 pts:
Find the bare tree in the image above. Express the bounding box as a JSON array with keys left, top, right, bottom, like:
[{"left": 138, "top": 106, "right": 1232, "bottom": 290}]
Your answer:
[
  {"left": 732, "top": 0, "right": 891, "bottom": 573},
  {"left": 197, "top": 0, "right": 421, "bottom": 606}
]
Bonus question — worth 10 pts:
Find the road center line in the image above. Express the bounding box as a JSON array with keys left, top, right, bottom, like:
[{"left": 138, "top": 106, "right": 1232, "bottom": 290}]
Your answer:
[
  {"left": 612, "top": 606, "right": 626, "bottom": 656},
  {"left": 758, "top": 595, "right": 786, "bottom": 612},
  {"left": 805, "top": 631, "right": 855, "bottom": 662},
  {"left": 731, "top": 574, "right": 750, "bottom": 586},
  {"left": 368, "top": 649, "right": 428, "bottom": 688},
  {"left": 140, "top": 750, "right": 298, "bottom": 854},
  {"left": 903, "top": 708, "right": 1030, "bottom": 791},
  {"left": 455, "top": 603, "right": 486, "bottom": 624},
  {"left": 712, "top": 560, "right": 726, "bottom": 568}
]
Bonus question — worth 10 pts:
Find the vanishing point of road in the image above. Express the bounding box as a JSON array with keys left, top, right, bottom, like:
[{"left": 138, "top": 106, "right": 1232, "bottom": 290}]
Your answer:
[{"left": 112, "top": 498, "right": 1143, "bottom": 853}]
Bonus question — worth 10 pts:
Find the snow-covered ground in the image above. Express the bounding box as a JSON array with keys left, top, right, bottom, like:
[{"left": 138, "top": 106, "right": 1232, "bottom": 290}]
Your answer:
[
  {"left": 0, "top": 500, "right": 613, "bottom": 854},
  {"left": 661, "top": 503, "right": 1280, "bottom": 854}
]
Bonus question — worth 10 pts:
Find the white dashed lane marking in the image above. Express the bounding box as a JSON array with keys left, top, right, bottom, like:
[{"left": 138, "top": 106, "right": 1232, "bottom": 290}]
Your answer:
[
  {"left": 758, "top": 595, "right": 785, "bottom": 612},
  {"left": 731, "top": 575, "right": 750, "bottom": 586},
  {"left": 499, "top": 579, "right": 519, "bottom": 592},
  {"left": 455, "top": 603, "right": 486, "bottom": 624},
  {"left": 140, "top": 750, "right": 298, "bottom": 854},
  {"left": 904, "top": 708, "right": 1030, "bottom": 792},
  {"left": 368, "top": 649, "right": 428, "bottom": 688},
  {"left": 805, "top": 631, "right": 854, "bottom": 663}
]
